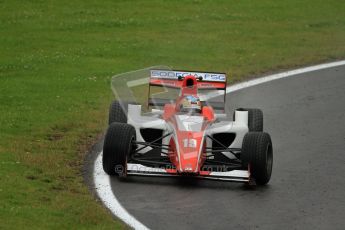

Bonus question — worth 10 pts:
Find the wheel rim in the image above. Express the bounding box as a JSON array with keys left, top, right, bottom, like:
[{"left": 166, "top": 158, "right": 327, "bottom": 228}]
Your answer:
[{"left": 123, "top": 135, "right": 135, "bottom": 176}]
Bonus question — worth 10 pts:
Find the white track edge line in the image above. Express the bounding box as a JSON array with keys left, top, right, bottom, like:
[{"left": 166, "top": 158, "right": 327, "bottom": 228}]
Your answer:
[
  {"left": 225, "top": 60, "right": 345, "bottom": 93},
  {"left": 94, "top": 152, "right": 149, "bottom": 230},
  {"left": 93, "top": 59, "right": 345, "bottom": 230}
]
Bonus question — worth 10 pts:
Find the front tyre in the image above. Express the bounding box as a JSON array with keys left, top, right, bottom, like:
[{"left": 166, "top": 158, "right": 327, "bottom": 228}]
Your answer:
[
  {"left": 241, "top": 132, "right": 273, "bottom": 185},
  {"left": 102, "top": 122, "right": 136, "bottom": 176}
]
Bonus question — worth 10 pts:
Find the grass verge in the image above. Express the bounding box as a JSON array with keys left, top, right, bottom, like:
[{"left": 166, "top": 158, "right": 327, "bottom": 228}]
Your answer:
[{"left": 0, "top": 0, "right": 344, "bottom": 228}]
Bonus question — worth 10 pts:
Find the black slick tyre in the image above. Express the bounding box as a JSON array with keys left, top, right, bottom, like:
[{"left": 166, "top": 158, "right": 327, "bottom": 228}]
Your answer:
[
  {"left": 102, "top": 122, "right": 136, "bottom": 176},
  {"left": 241, "top": 132, "right": 273, "bottom": 185},
  {"left": 108, "top": 100, "right": 128, "bottom": 125}
]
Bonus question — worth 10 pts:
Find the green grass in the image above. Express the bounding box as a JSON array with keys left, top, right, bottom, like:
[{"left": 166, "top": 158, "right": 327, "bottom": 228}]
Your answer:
[{"left": 0, "top": 0, "right": 344, "bottom": 228}]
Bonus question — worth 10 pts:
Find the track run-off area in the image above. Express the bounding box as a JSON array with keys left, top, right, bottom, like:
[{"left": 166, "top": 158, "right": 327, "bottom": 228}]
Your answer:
[{"left": 89, "top": 60, "right": 345, "bottom": 230}]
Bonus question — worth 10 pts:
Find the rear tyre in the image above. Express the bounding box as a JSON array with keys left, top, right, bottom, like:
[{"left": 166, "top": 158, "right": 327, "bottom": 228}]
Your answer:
[
  {"left": 241, "top": 132, "right": 273, "bottom": 185},
  {"left": 234, "top": 108, "right": 263, "bottom": 131},
  {"left": 102, "top": 122, "right": 136, "bottom": 176},
  {"left": 108, "top": 100, "right": 128, "bottom": 125}
]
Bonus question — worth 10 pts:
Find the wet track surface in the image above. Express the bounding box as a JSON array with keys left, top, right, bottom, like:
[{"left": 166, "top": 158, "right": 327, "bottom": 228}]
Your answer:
[{"left": 92, "top": 65, "right": 345, "bottom": 229}]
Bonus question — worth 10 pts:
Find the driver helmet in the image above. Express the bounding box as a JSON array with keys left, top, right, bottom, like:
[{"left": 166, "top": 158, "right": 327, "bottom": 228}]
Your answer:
[{"left": 181, "top": 95, "right": 201, "bottom": 112}]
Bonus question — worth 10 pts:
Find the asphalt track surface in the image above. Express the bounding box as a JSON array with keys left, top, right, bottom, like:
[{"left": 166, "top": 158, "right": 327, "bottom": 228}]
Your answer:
[{"left": 88, "top": 65, "right": 345, "bottom": 229}]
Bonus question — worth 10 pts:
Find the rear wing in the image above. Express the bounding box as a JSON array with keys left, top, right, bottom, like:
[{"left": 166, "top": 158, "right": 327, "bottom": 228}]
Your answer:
[
  {"left": 150, "top": 70, "right": 227, "bottom": 90},
  {"left": 148, "top": 70, "right": 227, "bottom": 110}
]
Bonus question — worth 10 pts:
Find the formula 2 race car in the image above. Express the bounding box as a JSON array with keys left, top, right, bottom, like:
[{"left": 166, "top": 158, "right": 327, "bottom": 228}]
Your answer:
[{"left": 103, "top": 68, "right": 273, "bottom": 185}]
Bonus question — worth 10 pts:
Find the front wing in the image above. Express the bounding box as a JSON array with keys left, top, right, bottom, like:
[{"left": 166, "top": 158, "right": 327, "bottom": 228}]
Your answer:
[{"left": 127, "top": 163, "right": 250, "bottom": 183}]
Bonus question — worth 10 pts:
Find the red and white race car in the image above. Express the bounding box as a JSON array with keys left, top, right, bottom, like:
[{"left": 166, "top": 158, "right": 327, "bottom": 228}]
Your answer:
[{"left": 103, "top": 69, "right": 273, "bottom": 185}]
